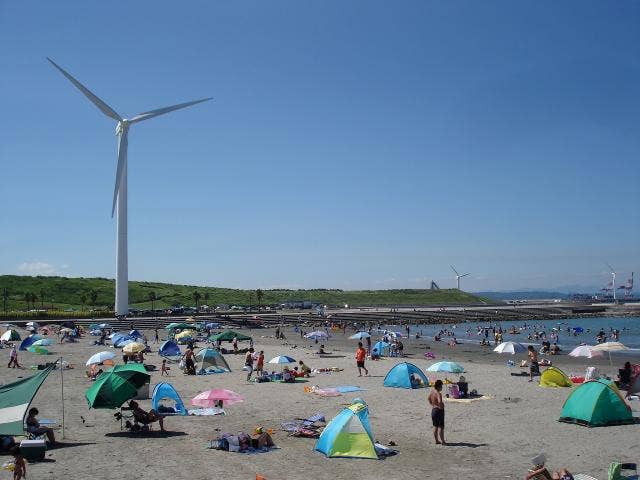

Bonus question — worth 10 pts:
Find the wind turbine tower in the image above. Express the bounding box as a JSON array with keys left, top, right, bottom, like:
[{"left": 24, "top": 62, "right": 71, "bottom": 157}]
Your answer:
[
  {"left": 451, "top": 265, "right": 470, "bottom": 290},
  {"left": 606, "top": 263, "right": 617, "bottom": 302},
  {"left": 48, "top": 58, "right": 212, "bottom": 317}
]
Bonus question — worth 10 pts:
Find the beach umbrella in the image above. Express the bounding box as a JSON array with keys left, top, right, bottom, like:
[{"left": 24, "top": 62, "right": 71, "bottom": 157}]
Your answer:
[
  {"left": 349, "top": 332, "right": 371, "bottom": 340},
  {"left": 571, "top": 327, "right": 584, "bottom": 333},
  {"left": 191, "top": 389, "right": 244, "bottom": 407},
  {"left": 27, "top": 345, "right": 49, "bottom": 355},
  {"left": 426, "top": 361, "right": 465, "bottom": 373},
  {"left": 129, "top": 329, "right": 142, "bottom": 338},
  {"left": 59, "top": 327, "right": 72, "bottom": 334},
  {"left": 591, "top": 342, "right": 629, "bottom": 365},
  {"left": 0, "top": 323, "right": 18, "bottom": 329},
  {"left": 268, "top": 355, "right": 296, "bottom": 365},
  {"left": 494, "top": 341, "right": 527, "bottom": 354},
  {"left": 175, "top": 330, "right": 196, "bottom": 340},
  {"left": 98, "top": 323, "right": 112, "bottom": 330},
  {"left": 32, "top": 339, "right": 53, "bottom": 346},
  {"left": 116, "top": 338, "right": 135, "bottom": 348},
  {"left": 568, "top": 345, "right": 603, "bottom": 359},
  {"left": 305, "top": 331, "right": 329, "bottom": 340},
  {"left": 25, "top": 322, "right": 39, "bottom": 329},
  {"left": 86, "top": 351, "right": 116, "bottom": 366},
  {"left": 122, "top": 342, "right": 145, "bottom": 354},
  {"left": 85, "top": 364, "right": 150, "bottom": 409},
  {"left": 1, "top": 330, "right": 21, "bottom": 342},
  {"left": 166, "top": 322, "right": 195, "bottom": 331}
]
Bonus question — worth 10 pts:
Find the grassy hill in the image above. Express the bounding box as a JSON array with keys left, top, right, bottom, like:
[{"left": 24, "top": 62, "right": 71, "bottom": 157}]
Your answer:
[{"left": 0, "top": 275, "right": 492, "bottom": 312}]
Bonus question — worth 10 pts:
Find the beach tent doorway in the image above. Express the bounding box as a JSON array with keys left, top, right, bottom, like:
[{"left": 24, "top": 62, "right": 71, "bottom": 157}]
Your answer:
[
  {"left": 151, "top": 382, "right": 187, "bottom": 416},
  {"left": 0, "top": 365, "right": 55, "bottom": 435},
  {"left": 539, "top": 367, "right": 573, "bottom": 388},
  {"left": 559, "top": 380, "right": 633, "bottom": 427},
  {"left": 383, "top": 362, "right": 429, "bottom": 389},
  {"left": 315, "top": 400, "right": 377, "bottom": 459}
]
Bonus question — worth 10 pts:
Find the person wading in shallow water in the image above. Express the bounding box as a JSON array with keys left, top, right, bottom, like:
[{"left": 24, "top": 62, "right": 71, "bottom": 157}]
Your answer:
[{"left": 428, "top": 380, "right": 445, "bottom": 445}]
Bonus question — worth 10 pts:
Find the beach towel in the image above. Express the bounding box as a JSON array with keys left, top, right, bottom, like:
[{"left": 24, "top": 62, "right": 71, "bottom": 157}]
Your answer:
[
  {"left": 445, "top": 395, "right": 493, "bottom": 403},
  {"left": 188, "top": 408, "right": 225, "bottom": 416}
]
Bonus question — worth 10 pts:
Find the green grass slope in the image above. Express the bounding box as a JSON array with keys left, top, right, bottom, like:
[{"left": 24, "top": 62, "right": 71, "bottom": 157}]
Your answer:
[{"left": 0, "top": 275, "right": 491, "bottom": 312}]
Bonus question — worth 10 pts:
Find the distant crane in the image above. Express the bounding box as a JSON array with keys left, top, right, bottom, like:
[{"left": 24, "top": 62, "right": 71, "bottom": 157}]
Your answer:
[
  {"left": 451, "top": 265, "right": 470, "bottom": 290},
  {"left": 602, "top": 263, "right": 617, "bottom": 302},
  {"left": 617, "top": 272, "right": 634, "bottom": 299}
]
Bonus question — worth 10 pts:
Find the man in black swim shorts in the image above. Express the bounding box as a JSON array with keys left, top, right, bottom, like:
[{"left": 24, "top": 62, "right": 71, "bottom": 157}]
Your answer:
[{"left": 428, "top": 379, "right": 445, "bottom": 445}]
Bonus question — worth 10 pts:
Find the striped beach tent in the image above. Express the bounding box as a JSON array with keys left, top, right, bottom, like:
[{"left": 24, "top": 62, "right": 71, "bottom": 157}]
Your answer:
[{"left": 0, "top": 365, "right": 55, "bottom": 435}]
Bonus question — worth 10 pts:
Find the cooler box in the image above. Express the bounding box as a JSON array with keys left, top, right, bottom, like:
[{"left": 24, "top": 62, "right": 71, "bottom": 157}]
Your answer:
[{"left": 20, "top": 439, "right": 46, "bottom": 461}]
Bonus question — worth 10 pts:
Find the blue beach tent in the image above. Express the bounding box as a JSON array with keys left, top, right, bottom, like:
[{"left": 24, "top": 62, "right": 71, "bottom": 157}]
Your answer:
[
  {"left": 372, "top": 341, "right": 390, "bottom": 357},
  {"left": 159, "top": 340, "right": 181, "bottom": 360},
  {"left": 19, "top": 335, "right": 40, "bottom": 351},
  {"left": 315, "top": 400, "right": 378, "bottom": 459},
  {"left": 383, "top": 362, "right": 429, "bottom": 389},
  {"left": 151, "top": 382, "right": 187, "bottom": 415}
]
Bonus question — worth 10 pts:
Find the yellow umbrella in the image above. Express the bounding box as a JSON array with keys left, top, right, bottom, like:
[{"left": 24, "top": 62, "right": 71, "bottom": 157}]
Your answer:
[
  {"left": 175, "top": 330, "right": 196, "bottom": 340},
  {"left": 122, "top": 342, "right": 145, "bottom": 354}
]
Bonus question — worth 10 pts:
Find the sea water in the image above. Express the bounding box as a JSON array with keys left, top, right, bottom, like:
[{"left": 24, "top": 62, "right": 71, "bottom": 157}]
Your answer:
[{"left": 384, "top": 316, "right": 640, "bottom": 350}]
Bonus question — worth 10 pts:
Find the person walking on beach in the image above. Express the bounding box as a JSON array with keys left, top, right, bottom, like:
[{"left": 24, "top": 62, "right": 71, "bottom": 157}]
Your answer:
[
  {"left": 245, "top": 348, "right": 255, "bottom": 381},
  {"left": 428, "top": 380, "right": 445, "bottom": 445},
  {"left": 527, "top": 345, "right": 539, "bottom": 382},
  {"left": 7, "top": 345, "right": 20, "bottom": 368},
  {"left": 256, "top": 350, "right": 264, "bottom": 376},
  {"left": 355, "top": 342, "right": 369, "bottom": 376},
  {"left": 365, "top": 335, "right": 371, "bottom": 355},
  {"left": 182, "top": 346, "right": 195, "bottom": 375},
  {"left": 154, "top": 326, "right": 159, "bottom": 343}
]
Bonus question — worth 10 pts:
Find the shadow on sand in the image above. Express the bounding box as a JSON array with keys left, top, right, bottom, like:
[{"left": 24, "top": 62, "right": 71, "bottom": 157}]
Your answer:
[
  {"left": 445, "top": 442, "right": 488, "bottom": 448},
  {"left": 105, "top": 431, "right": 187, "bottom": 438}
]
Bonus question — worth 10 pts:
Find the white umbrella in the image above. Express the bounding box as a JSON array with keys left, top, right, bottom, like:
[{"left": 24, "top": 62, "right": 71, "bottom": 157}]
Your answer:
[
  {"left": 26, "top": 322, "right": 39, "bottom": 328},
  {"left": 494, "top": 341, "right": 527, "bottom": 354},
  {"left": 305, "top": 331, "right": 329, "bottom": 340},
  {"left": 268, "top": 355, "right": 296, "bottom": 364},
  {"left": 349, "top": 332, "right": 371, "bottom": 340},
  {"left": 86, "top": 351, "right": 116, "bottom": 366},
  {"left": 591, "top": 341, "right": 629, "bottom": 365},
  {"left": 568, "top": 345, "right": 603, "bottom": 359}
]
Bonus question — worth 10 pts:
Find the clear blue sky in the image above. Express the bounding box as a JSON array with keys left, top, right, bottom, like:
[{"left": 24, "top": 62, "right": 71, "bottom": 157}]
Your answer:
[{"left": 1, "top": 1, "right": 638, "bottom": 292}]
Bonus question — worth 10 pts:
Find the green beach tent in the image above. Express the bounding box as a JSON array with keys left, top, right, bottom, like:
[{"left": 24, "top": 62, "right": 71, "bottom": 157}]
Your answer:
[
  {"left": 0, "top": 365, "right": 55, "bottom": 435},
  {"left": 559, "top": 380, "right": 634, "bottom": 427},
  {"left": 165, "top": 322, "right": 196, "bottom": 331},
  {"left": 209, "top": 330, "right": 252, "bottom": 343},
  {"left": 85, "top": 364, "right": 150, "bottom": 409},
  {"left": 539, "top": 367, "right": 573, "bottom": 388}
]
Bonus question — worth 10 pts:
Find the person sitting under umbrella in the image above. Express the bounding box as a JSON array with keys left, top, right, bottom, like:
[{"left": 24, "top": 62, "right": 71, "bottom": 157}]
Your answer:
[{"left": 127, "top": 400, "right": 166, "bottom": 432}]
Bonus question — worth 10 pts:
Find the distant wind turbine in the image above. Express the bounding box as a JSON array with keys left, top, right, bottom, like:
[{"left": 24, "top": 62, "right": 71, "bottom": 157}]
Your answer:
[
  {"left": 451, "top": 265, "right": 470, "bottom": 290},
  {"left": 605, "top": 262, "right": 617, "bottom": 302},
  {"left": 47, "top": 58, "right": 212, "bottom": 316}
]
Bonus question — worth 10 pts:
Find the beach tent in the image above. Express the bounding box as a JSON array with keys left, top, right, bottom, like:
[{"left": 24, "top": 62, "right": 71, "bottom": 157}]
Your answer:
[
  {"left": 195, "top": 348, "right": 231, "bottom": 374},
  {"left": 1, "top": 330, "right": 21, "bottom": 342},
  {"left": 315, "top": 400, "right": 377, "bottom": 459},
  {"left": 165, "top": 322, "right": 196, "bottom": 331},
  {"left": 159, "top": 340, "right": 181, "bottom": 360},
  {"left": 19, "top": 335, "right": 41, "bottom": 351},
  {"left": 129, "top": 329, "right": 143, "bottom": 339},
  {"left": 209, "top": 330, "right": 252, "bottom": 343},
  {"left": 372, "top": 341, "right": 390, "bottom": 357},
  {"left": 0, "top": 365, "right": 54, "bottom": 435},
  {"left": 175, "top": 330, "right": 196, "bottom": 342},
  {"left": 151, "top": 382, "right": 187, "bottom": 415},
  {"left": 383, "top": 362, "right": 429, "bottom": 389},
  {"left": 539, "top": 367, "right": 573, "bottom": 388},
  {"left": 86, "top": 364, "right": 150, "bottom": 409},
  {"left": 559, "top": 380, "right": 634, "bottom": 427}
]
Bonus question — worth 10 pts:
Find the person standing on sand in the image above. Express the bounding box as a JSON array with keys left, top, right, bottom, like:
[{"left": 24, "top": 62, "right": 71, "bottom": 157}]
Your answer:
[
  {"left": 365, "top": 335, "right": 371, "bottom": 355},
  {"left": 8, "top": 345, "right": 20, "bottom": 368},
  {"left": 245, "top": 348, "right": 255, "bottom": 382},
  {"left": 256, "top": 350, "right": 265, "bottom": 375},
  {"left": 428, "top": 380, "right": 445, "bottom": 445},
  {"left": 154, "top": 326, "right": 159, "bottom": 343},
  {"left": 527, "top": 345, "right": 539, "bottom": 382},
  {"left": 355, "top": 342, "right": 369, "bottom": 376}
]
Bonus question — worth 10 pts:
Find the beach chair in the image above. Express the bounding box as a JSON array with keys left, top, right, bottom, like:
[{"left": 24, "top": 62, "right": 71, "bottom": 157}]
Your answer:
[{"left": 447, "top": 384, "right": 461, "bottom": 399}]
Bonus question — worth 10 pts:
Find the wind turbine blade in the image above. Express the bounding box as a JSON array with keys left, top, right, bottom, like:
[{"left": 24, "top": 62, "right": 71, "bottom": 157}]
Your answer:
[
  {"left": 47, "top": 57, "right": 122, "bottom": 121},
  {"left": 461, "top": 273, "right": 470, "bottom": 278},
  {"left": 129, "top": 97, "right": 213, "bottom": 124},
  {"left": 450, "top": 265, "right": 459, "bottom": 276},
  {"left": 111, "top": 130, "right": 128, "bottom": 217},
  {"left": 605, "top": 262, "right": 615, "bottom": 273}
]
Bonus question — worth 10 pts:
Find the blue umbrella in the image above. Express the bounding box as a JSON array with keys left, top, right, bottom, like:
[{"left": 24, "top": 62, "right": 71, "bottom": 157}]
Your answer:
[
  {"left": 571, "top": 327, "right": 584, "bottom": 333},
  {"left": 426, "top": 361, "right": 465, "bottom": 373},
  {"left": 268, "top": 355, "right": 296, "bottom": 364}
]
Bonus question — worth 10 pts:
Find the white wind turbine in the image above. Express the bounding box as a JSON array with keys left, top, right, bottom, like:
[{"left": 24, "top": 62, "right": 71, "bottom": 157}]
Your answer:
[
  {"left": 606, "top": 262, "right": 617, "bottom": 302},
  {"left": 48, "top": 58, "right": 212, "bottom": 317},
  {"left": 451, "top": 265, "right": 470, "bottom": 290}
]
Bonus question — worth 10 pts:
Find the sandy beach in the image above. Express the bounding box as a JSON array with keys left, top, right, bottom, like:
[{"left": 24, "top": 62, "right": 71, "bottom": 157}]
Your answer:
[{"left": 1, "top": 326, "right": 638, "bottom": 480}]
